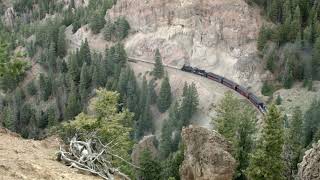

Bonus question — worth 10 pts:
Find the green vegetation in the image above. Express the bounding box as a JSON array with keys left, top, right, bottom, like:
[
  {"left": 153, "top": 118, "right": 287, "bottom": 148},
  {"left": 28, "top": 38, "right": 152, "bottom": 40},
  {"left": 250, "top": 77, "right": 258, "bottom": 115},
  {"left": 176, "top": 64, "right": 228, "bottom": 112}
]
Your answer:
[
  {"left": 60, "top": 89, "right": 134, "bottom": 176},
  {"left": 157, "top": 76, "right": 172, "bottom": 112},
  {"left": 213, "top": 91, "right": 257, "bottom": 179},
  {"left": 247, "top": 104, "right": 285, "bottom": 180},
  {"left": 153, "top": 49, "right": 164, "bottom": 79},
  {"left": 252, "top": 0, "right": 320, "bottom": 89}
]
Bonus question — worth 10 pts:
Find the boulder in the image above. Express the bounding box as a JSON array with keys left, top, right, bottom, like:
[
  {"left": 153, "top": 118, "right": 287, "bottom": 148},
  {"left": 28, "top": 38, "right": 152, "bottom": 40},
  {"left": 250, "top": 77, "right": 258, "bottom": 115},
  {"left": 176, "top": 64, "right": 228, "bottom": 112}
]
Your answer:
[
  {"left": 180, "top": 126, "right": 236, "bottom": 180},
  {"left": 298, "top": 141, "right": 320, "bottom": 180}
]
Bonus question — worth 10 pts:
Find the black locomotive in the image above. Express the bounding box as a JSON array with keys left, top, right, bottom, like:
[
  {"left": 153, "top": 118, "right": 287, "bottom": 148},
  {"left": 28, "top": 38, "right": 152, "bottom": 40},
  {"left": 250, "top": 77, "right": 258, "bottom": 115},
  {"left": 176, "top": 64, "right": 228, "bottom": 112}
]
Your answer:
[{"left": 181, "top": 65, "right": 267, "bottom": 113}]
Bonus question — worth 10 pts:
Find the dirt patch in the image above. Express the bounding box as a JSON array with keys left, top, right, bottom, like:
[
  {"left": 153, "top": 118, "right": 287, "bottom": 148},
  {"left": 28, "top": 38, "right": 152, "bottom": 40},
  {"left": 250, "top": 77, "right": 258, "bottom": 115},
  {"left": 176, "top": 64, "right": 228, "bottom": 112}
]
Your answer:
[{"left": 0, "top": 128, "right": 101, "bottom": 180}]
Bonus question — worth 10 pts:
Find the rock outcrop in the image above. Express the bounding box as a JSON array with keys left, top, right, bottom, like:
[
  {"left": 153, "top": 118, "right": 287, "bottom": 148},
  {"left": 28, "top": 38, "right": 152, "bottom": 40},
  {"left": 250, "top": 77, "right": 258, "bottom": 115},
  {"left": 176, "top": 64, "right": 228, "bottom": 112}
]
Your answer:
[
  {"left": 298, "top": 141, "right": 320, "bottom": 180},
  {"left": 180, "top": 126, "right": 236, "bottom": 180},
  {"left": 131, "top": 135, "right": 159, "bottom": 165},
  {"left": 109, "top": 0, "right": 263, "bottom": 87},
  {"left": 3, "top": 7, "right": 16, "bottom": 28}
]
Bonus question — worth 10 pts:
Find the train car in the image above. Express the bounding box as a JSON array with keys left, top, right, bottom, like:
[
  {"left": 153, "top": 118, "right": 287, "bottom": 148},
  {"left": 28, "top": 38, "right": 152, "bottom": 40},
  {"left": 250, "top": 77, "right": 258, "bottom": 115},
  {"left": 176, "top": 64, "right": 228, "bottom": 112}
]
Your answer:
[
  {"left": 207, "top": 72, "right": 223, "bottom": 83},
  {"left": 193, "top": 68, "right": 207, "bottom": 77},
  {"left": 181, "top": 65, "right": 194, "bottom": 72},
  {"left": 222, "top": 78, "right": 237, "bottom": 89},
  {"left": 235, "top": 85, "right": 249, "bottom": 98},
  {"left": 248, "top": 93, "right": 267, "bottom": 113}
]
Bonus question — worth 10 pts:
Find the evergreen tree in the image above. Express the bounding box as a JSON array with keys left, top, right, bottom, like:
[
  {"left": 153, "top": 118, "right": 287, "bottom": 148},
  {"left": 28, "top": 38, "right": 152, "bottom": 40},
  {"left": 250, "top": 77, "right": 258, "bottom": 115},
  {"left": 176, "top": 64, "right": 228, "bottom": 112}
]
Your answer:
[
  {"left": 157, "top": 76, "right": 172, "bottom": 112},
  {"left": 291, "top": 6, "right": 301, "bottom": 41},
  {"left": 138, "top": 149, "right": 162, "bottom": 180},
  {"left": 235, "top": 105, "right": 256, "bottom": 179},
  {"left": 47, "top": 105, "right": 57, "bottom": 127},
  {"left": 79, "top": 39, "right": 91, "bottom": 65},
  {"left": 48, "top": 42, "right": 56, "bottom": 72},
  {"left": 135, "top": 76, "right": 154, "bottom": 139},
  {"left": 68, "top": 53, "right": 81, "bottom": 83},
  {"left": 57, "top": 25, "right": 67, "bottom": 58},
  {"left": 180, "top": 82, "right": 199, "bottom": 125},
  {"left": 39, "top": 74, "right": 52, "bottom": 101},
  {"left": 65, "top": 83, "right": 81, "bottom": 120},
  {"left": 3, "top": 104, "right": 15, "bottom": 131},
  {"left": 26, "top": 80, "right": 37, "bottom": 96},
  {"left": 285, "top": 107, "right": 303, "bottom": 179},
  {"left": 114, "top": 17, "right": 130, "bottom": 40},
  {"left": 79, "top": 63, "right": 91, "bottom": 108},
  {"left": 214, "top": 91, "right": 240, "bottom": 143},
  {"left": 276, "top": 94, "right": 282, "bottom": 105},
  {"left": 148, "top": 79, "right": 157, "bottom": 105},
  {"left": 89, "top": 10, "right": 106, "bottom": 34},
  {"left": 247, "top": 104, "right": 285, "bottom": 180},
  {"left": 303, "top": 100, "right": 320, "bottom": 146},
  {"left": 312, "top": 37, "right": 320, "bottom": 79},
  {"left": 153, "top": 49, "right": 164, "bottom": 79},
  {"left": 103, "top": 20, "right": 114, "bottom": 41},
  {"left": 257, "top": 25, "right": 269, "bottom": 52}
]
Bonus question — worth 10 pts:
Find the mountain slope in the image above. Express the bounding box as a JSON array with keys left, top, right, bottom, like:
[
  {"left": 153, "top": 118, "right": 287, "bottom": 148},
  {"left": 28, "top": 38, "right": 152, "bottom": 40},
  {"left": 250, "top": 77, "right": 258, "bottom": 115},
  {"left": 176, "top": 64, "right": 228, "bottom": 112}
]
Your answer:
[{"left": 0, "top": 128, "right": 100, "bottom": 180}]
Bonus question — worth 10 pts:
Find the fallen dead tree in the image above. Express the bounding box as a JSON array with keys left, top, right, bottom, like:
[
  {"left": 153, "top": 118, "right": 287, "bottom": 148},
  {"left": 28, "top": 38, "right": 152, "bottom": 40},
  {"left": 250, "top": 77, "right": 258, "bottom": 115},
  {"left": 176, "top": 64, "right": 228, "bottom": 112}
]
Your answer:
[{"left": 57, "top": 135, "right": 140, "bottom": 180}]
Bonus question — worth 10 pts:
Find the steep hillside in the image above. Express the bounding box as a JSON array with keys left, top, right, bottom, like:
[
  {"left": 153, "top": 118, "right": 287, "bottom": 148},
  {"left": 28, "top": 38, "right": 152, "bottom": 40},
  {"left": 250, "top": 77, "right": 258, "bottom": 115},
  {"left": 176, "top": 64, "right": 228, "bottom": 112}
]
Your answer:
[
  {"left": 108, "top": 0, "right": 264, "bottom": 89},
  {"left": 0, "top": 128, "right": 100, "bottom": 180}
]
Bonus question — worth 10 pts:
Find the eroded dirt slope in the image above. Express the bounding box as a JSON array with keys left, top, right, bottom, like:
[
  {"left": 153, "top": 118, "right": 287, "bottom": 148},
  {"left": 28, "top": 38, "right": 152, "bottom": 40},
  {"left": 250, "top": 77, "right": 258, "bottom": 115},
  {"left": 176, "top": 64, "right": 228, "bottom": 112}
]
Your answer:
[{"left": 0, "top": 128, "right": 101, "bottom": 180}]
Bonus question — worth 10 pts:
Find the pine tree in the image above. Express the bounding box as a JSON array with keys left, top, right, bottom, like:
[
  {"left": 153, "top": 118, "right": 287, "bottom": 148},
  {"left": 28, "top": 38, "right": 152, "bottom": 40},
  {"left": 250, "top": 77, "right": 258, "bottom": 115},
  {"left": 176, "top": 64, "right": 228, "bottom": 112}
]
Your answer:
[
  {"left": 79, "top": 39, "right": 91, "bottom": 65},
  {"left": 257, "top": 25, "right": 269, "bottom": 52},
  {"left": 47, "top": 105, "right": 57, "bottom": 127},
  {"left": 153, "top": 49, "right": 164, "bottom": 79},
  {"left": 285, "top": 107, "right": 303, "bottom": 178},
  {"left": 276, "top": 94, "right": 282, "bottom": 105},
  {"left": 157, "top": 76, "right": 172, "bottom": 112},
  {"left": 180, "top": 82, "right": 199, "bottom": 125},
  {"left": 138, "top": 150, "right": 162, "bottom": 180},
  {"left": 39, "top": 73, "right": 52, "bottom": 101},
  {"left": 65, "top": 83, "right": 81, "bottom": 120},
  {"left": 57, "top": 25, "right": 67, "bottom": 58},
  {"left": 291, "top": 6, "right": 301, "bottom": 41},
  {"left": 247, "top": 104, "right": 285, "bottom": 180},
  {"left": 27, "top": 80, "right": 37, "bottom": 96},
  {"left": 214, "top": 91, "right": 240, "bottom": 143},
  {"left": 3, "top": 104, "right": 15, "bottom": 131},
  {"left": 89, "top": 10, "right": 106, "bottom": 34},
  {"left": 312, "top": 37, "right": 320, "bottom": 79},
  {"left": 148, "top": 79, "right": 157, "bottom": 104},
  {"left": 68, "top": 53, "right": 81, "bottom": 83},
  {"left": 48, "top": 42, "right": 57, "bottom": 72},
  {"left": 79, "top": 63, "right": 91, "bottom": 108},
  {"left": 103, "top": 20, "right": 114, "bottom": 41},
  {"left": 235, "top": 105, "right": 256, "bottom": 179}
]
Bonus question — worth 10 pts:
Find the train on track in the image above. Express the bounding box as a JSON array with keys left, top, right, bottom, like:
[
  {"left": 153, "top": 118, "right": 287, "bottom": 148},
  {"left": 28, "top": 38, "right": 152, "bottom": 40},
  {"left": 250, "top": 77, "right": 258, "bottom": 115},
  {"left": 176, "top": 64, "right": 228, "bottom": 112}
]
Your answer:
[{"left": 181, "top": 65, "right": 267, "bottom": 113}]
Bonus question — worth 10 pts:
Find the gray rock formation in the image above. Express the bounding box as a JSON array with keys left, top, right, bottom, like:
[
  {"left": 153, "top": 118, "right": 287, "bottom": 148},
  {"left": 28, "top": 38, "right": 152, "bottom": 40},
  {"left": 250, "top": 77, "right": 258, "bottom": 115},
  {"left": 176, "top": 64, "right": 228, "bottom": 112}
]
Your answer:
[
  {"left": 180, "top": 126, "right": 236, "bottom": 180},
  {"left": 298, "top": 141, "right": 320, "bottom": 180},
  {"left": 108, "top": 0, "right": 263, "bottom": 88},
  {"left": 131, "top": 135, "right": 159, "bottom": 165},
  {"left": 3, "top": 7, "right": 16, "bottom": 28}
]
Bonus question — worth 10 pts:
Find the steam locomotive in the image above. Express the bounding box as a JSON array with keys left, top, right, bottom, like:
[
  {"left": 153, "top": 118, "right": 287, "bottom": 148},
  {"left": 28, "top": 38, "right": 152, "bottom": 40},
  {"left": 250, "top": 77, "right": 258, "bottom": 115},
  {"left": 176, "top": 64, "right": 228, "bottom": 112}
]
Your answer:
[{"left": 181, "top": 65, "right": 267, "bottom": 113}]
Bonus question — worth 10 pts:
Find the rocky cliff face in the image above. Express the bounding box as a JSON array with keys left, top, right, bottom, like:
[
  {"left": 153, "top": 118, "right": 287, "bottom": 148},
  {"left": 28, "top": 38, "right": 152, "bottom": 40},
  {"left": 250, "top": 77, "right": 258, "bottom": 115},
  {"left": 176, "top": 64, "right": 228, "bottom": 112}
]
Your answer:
[
  {"left": 109, "top": 0, "right": 263, "bottom": 87},
  {"left": 298, "top": 141, "right": 320, "bottom": 180},
  {"left": 180, "top": 126, "right": 236, "bottom": 180}
]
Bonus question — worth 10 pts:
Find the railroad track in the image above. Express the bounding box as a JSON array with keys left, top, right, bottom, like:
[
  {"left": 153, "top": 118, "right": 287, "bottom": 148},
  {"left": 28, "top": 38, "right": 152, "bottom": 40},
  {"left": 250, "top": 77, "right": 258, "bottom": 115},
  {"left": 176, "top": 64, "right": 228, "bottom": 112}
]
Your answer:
[{"left": 128, "top": 56, "right": 267, "bottom": 114}]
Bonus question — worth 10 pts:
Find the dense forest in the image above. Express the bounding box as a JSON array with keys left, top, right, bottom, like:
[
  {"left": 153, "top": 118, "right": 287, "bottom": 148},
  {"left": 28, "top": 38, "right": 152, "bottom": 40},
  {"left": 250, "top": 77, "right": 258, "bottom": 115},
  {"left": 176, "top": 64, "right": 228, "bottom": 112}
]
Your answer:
[
  {"left": 0, "top": 0, "right": 200, "bottom": 179},
  {"left": 0, "top": 0, "right": 320, "bottom": 179},
  {"left": 250, "top": 0, "right": 320, "bottom": 94}
]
